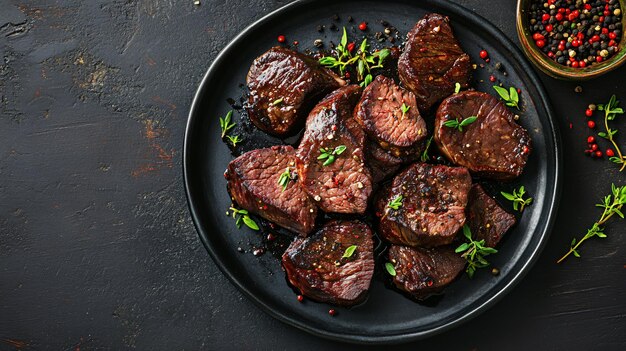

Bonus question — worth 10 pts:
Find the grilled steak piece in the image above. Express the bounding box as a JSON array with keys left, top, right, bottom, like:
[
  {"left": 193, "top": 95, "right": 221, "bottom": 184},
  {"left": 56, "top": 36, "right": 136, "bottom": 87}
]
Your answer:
[
  {"left": 296, "top": 85, "right": 373, "bottom": 214},
  {"left": 365, "top": 139, "right": 405, "bottom": 183},
  {"left": 282, "top": 220, "right": 375, "bottom": 306},
  {"left": 388, "top": 245, "right": 466, "bottom": 300},
  {"left": 355, "top": 75, "right": 427, "bottom": 156},
  {"left": 376, "top": 163, "right": 472, "bottom": 247},
  {"left": 398, "top": 13, "right": 471, "bottom": 112},
  {"left": 246, "top": 46, "right": 344, "bottom": 136},
  {"left": 466, "top": 184, "right": 516, "bottom": 248},
  {"left": 434, "top": 90, "right": 532, "bottom": 180},
  {"left": 225, "top": 145, "right": 317, "bottom": 235}
]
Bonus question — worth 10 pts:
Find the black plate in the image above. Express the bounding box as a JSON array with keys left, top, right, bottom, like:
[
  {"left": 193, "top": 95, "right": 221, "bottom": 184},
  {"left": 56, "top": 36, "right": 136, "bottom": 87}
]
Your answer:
[{"left": 183, "top": 0, "right": 562, "bottom": 343}]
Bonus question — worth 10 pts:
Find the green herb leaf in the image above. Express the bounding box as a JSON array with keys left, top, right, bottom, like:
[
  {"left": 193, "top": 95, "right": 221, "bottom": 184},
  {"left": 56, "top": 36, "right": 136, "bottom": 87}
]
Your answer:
[
  {"left": 242, "top": 216, "right": 259, "bottom": 230},
  {"left": 401, "top": 103, "right": 411, "bottom": 117},
  {"left": 493, "top": 85, "right": 520, "bottom": 110},
  {"left": 454, "top": 82, "right": 461, "bottom": 94},
  {"left": 229, "top": 206, "right": 259, "bottom": 231},
  {"left": 360, "top": 74, "right": 373, "bottom": 87},
  {"left": 557, "top": 184, "right": 626, "bottom": 263},
  {"left": 595, "top": 95, "right": 625, "bottom": 171},
  {"left": 455, "top": 224, "right": 498, "bottom": 278},
  {"left": 443, "top": 116, "right": 477, "bottom": 132},
  {"left": 226, "top": 134, "right": 242, "bottom": 147},
  {"left": 501, "top": 186, "right": 532, "bottom": 212},
  {"left": 459, "top": 116, "right": 478, "bottom": 127},
  {"left": 387, "top": 194, "right": 403, "bottom": 210},
  {"left": 220, "top": 110, "right": 235, "bottom": 138},
  {"left": 277, "top": 167, "right": 293, "bottom": 192},
  {"left": 342, "top": 245, "right": 357, "bottom": 258},
  {"left": 271, "top": 97, "right": 284, "bottom": 106},
  {"left": 385, "top": 262, "right": 397, "bottom": 276},
  {"left": 420, "top": 136, "right": 434, "bottom": 162}
]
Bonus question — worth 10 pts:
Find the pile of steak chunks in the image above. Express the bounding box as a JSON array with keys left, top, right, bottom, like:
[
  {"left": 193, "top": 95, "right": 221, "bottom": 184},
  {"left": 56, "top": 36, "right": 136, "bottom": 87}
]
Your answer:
[{"left": 224, "top": 13, "right": 530, "bottom": 305}]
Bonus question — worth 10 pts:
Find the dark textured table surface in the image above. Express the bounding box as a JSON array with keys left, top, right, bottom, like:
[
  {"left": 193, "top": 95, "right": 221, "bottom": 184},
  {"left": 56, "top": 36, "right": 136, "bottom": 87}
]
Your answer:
[{"left": 1, "top": 0, "right": 625, "bottom": 350}]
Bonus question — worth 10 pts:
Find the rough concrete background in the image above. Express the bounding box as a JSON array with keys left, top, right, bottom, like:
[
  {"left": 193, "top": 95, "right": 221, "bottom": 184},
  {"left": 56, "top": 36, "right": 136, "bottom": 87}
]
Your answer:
[{"left": 0, "top": 0, "right": 625, "bottom": 350}]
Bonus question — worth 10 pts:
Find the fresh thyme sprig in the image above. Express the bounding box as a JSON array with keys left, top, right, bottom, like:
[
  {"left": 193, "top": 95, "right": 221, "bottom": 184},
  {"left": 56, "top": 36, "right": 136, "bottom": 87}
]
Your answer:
[
  {"left": 443, "top": 116, "right": 477, "bottom": 132},
  {"left": 219, "top": 110, "right": 235, "bottom": 138},
  {"left": 229, "top": 206, "right": 260, "bottom": 231},
  {"left": 270, "top": 97, "right": 284, "bottom": 106},
  {"left": 557, "top": 184, "right": 626, "bottom": 263},
  {"left": 493, "top": 85, "right": 520, "bottom": 110},
  {"left": 342, "top": 245, "right": 357, "bottom": 258},
  {"left": 501, "top": 186, "right": 533, "bottom": 212},
  {"left": 454, "top": 82, "right": 461, "bottom": 94},
  {"left": 277, "top": 167, "right": 293, "bottom": 192},
  {"left": 597, "top": 95, "right": 625, "bottom": 171},
  {"left": 420, "top": 136, "right": 434, "bottom": 162},
  {"left": 318, "top": 145, "right": 347, "bottom": 166},
  {"left": 319, "top": 27, "right": 391, "bottom": 83},
  {"left": 455, "top": 224, "right": 498, "bottom": 278},
  {"left": 385, "top": 262, "right": 397, "bottom": 276},
  {"left": 226, "top": 134, "right": 242, "bottom": 147},
  {"left": 400, "top": 103, "right": 410, "bottom": 118},
  {"left": 387, "top": 194, "right": 403, "bottom": 210}
]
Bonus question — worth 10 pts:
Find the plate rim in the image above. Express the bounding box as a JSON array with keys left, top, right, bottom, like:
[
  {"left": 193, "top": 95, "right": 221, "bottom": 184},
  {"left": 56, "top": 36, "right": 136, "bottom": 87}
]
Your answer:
[{"left": 183, "top": 0, "right": 563, "bottom": 344}]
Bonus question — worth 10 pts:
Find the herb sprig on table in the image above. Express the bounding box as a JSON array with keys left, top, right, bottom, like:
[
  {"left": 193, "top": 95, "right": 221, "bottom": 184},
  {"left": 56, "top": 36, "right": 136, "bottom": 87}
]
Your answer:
[
  {"left": 493, "top": 85, "right": 520, "bottom": 110},
  {"left": 597, "top": 95, "right": 625, "bottom": 171},
  {"left": 501, "top": 186, "right": 533, "bottom": 212},
  {"left": 455, "top": 225, "right": 498, "bottom": 278},
  {"left": 387, "top": 194, "right": 403, "bottom": 210},
  {"left": 557, "top": 184, "right": 626, "bottom": 263},
  {"left": 220, "top": 110, "right": 235, "bottom": 138},
  {"left": 319, "top": 27, "right": 391, "bottom": 84}
]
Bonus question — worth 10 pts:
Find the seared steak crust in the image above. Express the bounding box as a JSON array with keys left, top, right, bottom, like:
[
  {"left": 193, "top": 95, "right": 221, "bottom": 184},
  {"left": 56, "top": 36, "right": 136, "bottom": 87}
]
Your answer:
[
  {"left": 376, "top": 163, "right": 472, "bottom": 247},
  {"left": 282, "top": 220, "right": 375, "bottom": 306},
  {"left": 246, "top": 46, "right": 343, "bottom": 136},
  {"left": 296, "top": 85, "right": 373, "bottom": 214},
  {"left": 398, "top": 13, "right": 471, "bottom": 112},
  {"left": 389, "top": 245, "right": 466, "bottom": 299},
  {"left": 434, "top": 90, "right": 531, "bottom": 180},
  {"left": 225, "top": 145, "right": 317, "bottom": 235},
  {"left": 355, "top": 75, "right": 427, "bottom": 156},
  {"left": 467, "top": 184, "right": 516, "bottom": 248}
]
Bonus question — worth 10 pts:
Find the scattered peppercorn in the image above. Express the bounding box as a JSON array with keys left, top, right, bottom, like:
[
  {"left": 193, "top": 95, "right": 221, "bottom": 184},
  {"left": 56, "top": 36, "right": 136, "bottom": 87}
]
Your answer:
[
  {"left": 491, "top": 267, "right": 500, "bottom": 276},
  {"left": 277, "top": 35, "right": 286, "bottom": 43},
  {"left": 606, "top": 148, "right": 615, "bottom": 157},
  {"left": 328, "top": 309, "right": 337, "bottom": 316},
  {"left": 585, "top": 108, "right": 593, "bottom": 117},
  {"left": 587, "top": 136, "right": 595, "bottom": 144},
  {"left": 574, "top": 85, "right": 583, "bottom": 93},
  {"left": 479, "top": 50, "right": 488, "bottom": 59},
  {"left": 314, "top": 39, "right": 323, "bottom": 48},
  {"left": 596, "top": 150, "right": 603, "bottom": 158},
  {"left": 359, "top": 22, "right": 367, "bottom": 31},
  {"left": 527, "top": 0, "right": 622, "bottom": 68},
  {"left": 588, "top": 120, "right": 596, "bottom": 128},
  {"left": 297, "top": 295, "right": 304, "bottom": 302}
]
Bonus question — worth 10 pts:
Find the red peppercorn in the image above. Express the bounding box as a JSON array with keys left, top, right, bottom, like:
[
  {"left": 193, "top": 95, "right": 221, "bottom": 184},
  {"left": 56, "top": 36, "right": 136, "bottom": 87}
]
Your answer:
[
  {"left": 609, "top": 40, "right": 617, "bottom": 47},
  {"left": 479, "top": 50, "right": 488, "bottom": 59},
  {"left": 592, "top": 35, "right": 600, "bottom": 42},
  {"left": 297, "top": 295, "right": 304, "bottom": 302},
  {"left": 558, "top": 44, "right": 565, "bottom": 51},
  {"left": 533, "top": 33, "right": 544, "bottom": 41},
  {"left": 584, "top": 4, "right": 591, "bottom": 10},
  {"left": 572, "top": 60, "right": 579, "bottom": 68},
  {"left": 328, "top": 309, "right": 337, "bottom": 316},
  {"left": 536, "top": 39, "right": 546, "bottom": 48},
  {"left": 597, "top": 56, "right": 603, "bottom": 63},
  {"left": 587, "top": 136, "right": 595, "bottom": 144},
  {"left": 545, "top": 24, "right": 553, "bottom": 32},
  {"left": 602, "top": 28, "right": 609, "bottom": 34},
  {"left": 579, "top": 61, "right": 586, "bottom": 68},
  {"left": 599, "top": 16, "right": 604, "bottom": 22},
  {"left": 489, "top": 75, "right": 496, "bottom": 82},
  {"left": 347, "top": 42, "right": 355, "bottom": 52},
  {"left": 523, "top": 145, "right": 530, "bottom": 154},
  {"left": 606, "top": 149, "right": 615, "bottom": 157},
  {"left": 358, "top": 22, "right": 367, "bottom": 31},
  {"left": 595, "top": 150, "right": 603, "bottom": 158},
  {"left": 577, "top": 32, "right": 584, "bottom": 40},
  {"left": 568, "top": 12, "right": 577, "bottom": 21},
  {"left": 585, "top": 109, "right": 593, "bottom": 117},
  {"left": 542, "top": 13, "right": 550, "bottom": 22},
  {"left": 277, "top": 35, "right": 286, "bottom": 43},
  {"left": 591, "top": 144, "right": 598, "bottom": 151},
  {"left": 588, "top": 120, "right": 596, "bottom": 128},
  {"left": 609, "top": 32, "right": 617, "bottom": 40},
  {"left": 555, "top": 13, "right": 563, "bottom": 21},
  {"left": 559, "top": 7, "right": 566, "bottom": 13},
  {"left": 604, "top": 10, "right": 610, "bottom": 16},
  {"left": 548, "top": 51, "right": 555, "bottom": 58}
]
